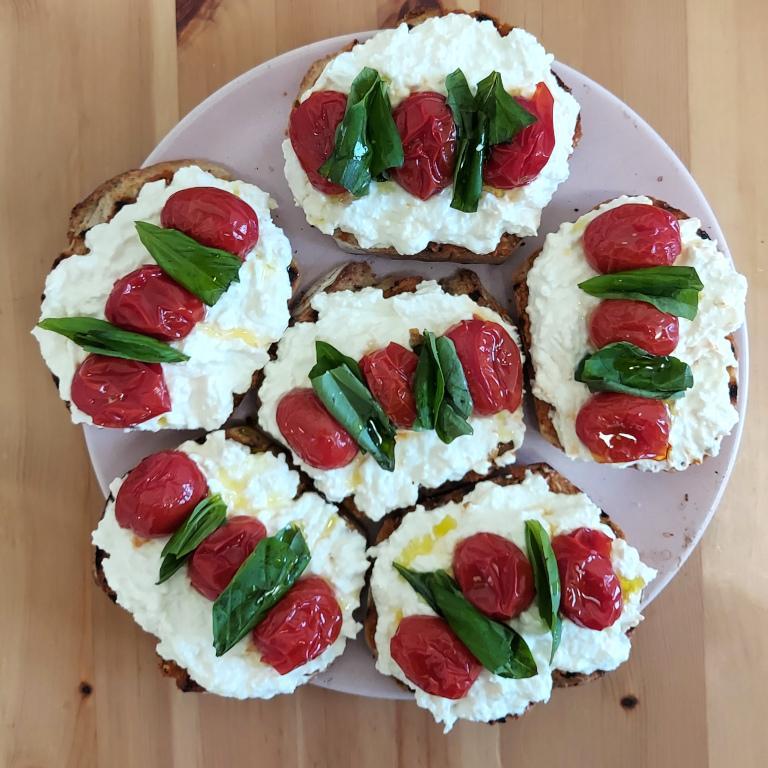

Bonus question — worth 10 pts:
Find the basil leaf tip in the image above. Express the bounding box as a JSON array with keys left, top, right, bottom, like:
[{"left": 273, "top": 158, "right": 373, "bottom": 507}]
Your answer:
[{"left": 524, "top": 519, "right": 562, "bottom": 662}]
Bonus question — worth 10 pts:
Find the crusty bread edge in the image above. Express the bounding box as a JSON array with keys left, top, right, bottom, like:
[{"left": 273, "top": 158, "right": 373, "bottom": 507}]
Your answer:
[{"left": 511, "top": 196, "right": 740, "bottom": 459}]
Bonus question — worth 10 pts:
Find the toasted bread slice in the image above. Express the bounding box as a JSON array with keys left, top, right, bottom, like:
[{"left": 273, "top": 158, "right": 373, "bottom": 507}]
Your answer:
[
  {"left": 289, "top": 7, "right": 582, "bottom": 264},
  {"left": 512, "top": 197, "right": 739, "bottom": 456}
]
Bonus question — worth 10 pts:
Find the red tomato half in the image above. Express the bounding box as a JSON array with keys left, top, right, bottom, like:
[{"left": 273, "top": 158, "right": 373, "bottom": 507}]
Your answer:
[
  {"left": 552, "top": 528, "right": 622, "bottom": 630},
  {"left": 445, "top": 318, "right": 523, "bottom": 416},
  {"left": 391, "top": 92, "right": 457, "bottom": 200},
  {"left": 70, "top": 354, "right": 171, "bottom": 428},
  {"left": 115, "top": 450, "right": 208, "bottom": 538},
  {"left": 359, "top": 342, "right": 418, "bottom": 428},
  {"left": 453, "top": 532, "right": 535, "bottom": 620},
  {"left": 276, "top": 388, "right": 358, "bottom": 469},
  {"left": 484, "top": 82, "right": 555, "bottom": 189},
  {"left": 188, "top": 516, "right": 267, "bottom": 599},
  {"left": 390, "top": 615, "right": 481, "bottom": 699},
  {"left": 161, "top": 186, "right": 259, "bottom": 258},
  {"left": 583, "top": 204, "right": 682, "bottom": 273},
  {"left": 252, "top": 576, "right": 342, "bottom": 674},
  {"left": 288, "top": 90, "right": 348, "bottom": 195},
  {"left": 105, "top": 265, "right": 205, "bottom": 341},
  {"left": 575, "top": 392, "right": 670, "bottom": 463},
  {"left": 589, "top": 299, "right": 679, "bottom": 355}
]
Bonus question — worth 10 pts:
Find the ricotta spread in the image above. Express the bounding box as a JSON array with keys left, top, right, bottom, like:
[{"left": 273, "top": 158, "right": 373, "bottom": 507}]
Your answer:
[
  {"left": 92, "top": 431, "right": 368, "bottom": 699},
  {"left": 368, "top": 470, "right": 656, "bottom": 730},
  {"left": 526, "top": 195, "right": 747, "bottom": 470},
  {"left": 33, "top": 165, "right": 293, "bottom": 431},
  {"left": 283, "top": 14, "right": 580, "bottom": 254},
  {"left": 257, "top": 280, "right": 526, "bottom": 520}
]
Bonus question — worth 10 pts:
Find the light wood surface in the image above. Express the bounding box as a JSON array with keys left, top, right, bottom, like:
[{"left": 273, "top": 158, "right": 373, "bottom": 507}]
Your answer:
[{"left": 1, "top": 1, "right": 765, "bottom": 766}]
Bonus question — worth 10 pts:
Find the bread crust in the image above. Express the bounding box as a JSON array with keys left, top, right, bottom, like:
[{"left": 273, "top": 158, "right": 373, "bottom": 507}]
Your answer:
[
  {"left": 364, "top": 462, "right": 629, "bottom": 712},
  {"left": 512, "top": 196, "right": 740, "bottom": 458},
  {"left": 44, "top": 160, "right": 300, "bottom": 419},
  {"left": 290, "top": 7, "right": 582, "bottom": 264}
]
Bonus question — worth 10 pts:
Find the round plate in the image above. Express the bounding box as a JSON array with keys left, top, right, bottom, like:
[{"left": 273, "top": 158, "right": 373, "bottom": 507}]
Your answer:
[{"left": 84, "top": 32, "right": 748, "bottom": 700}]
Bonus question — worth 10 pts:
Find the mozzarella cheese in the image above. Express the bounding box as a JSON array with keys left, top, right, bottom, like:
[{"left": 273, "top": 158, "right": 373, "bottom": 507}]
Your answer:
[
  {"left": 33, "top": 165, "right": 293, "bottom": 431},
  {"left": 92, "top": 431, "right": 368, "bottom": 699},
  {"left": 283, "top": 14, "right": 580, "bottom": 255},
  {"left": 526, "top": 195, "right": 747, "bottom": 470},
  {"left": 368, "top": 471, "right": 656, "bottom": 731},
  {"left": 257, "top": 280, "right": 526, "bottom": 520}
]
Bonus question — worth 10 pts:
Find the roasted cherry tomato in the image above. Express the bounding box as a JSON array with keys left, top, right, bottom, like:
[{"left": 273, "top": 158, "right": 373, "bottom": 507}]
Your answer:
[
  {"left": 359, "top": 342, "right": 419, "bottom": 428},
  {"left": 453, "top": 532, "right": 535, "bottom": 620},
  {"left": 390, "top": 92, "right": 457, "bottom": 200},
  {"left": 105, "top": 265, "right": 205, "bottom": 341},
  {"left": 160, "top": 186, "right": 259, "bottom": 259},
  {"left": 445, "top": 318, "right": 523, "bottom": 416},
  {"left": 583, "top": 204, "right": 682, "bottom": 273},
  {"left": 188, "top": 515, "right": 267, "bottom": 599},
  {"left": 589, "top": 299, "right": 679, "bottom": 355},
  {"left": 71, "top": 354, "right": 171, "bottom": 428},
  {"left": 484, "top": 82, "right": 555, "bottom": 189},
  {"left": 115, "top": 450, "right": 208, "bottom": 538},
  {"left": 390, "top": 615, "right": 481, "bottom": 699},
  {"left": 288, "top": 90, "right": 348, "bottom": 195},
  {"left": 252, "top": 576, "right": 342, "bottom": 674},
  {"left": 575, "top": 392, "right": 670, "bottom": 463},
  {"left": 552, "top": 528, "right": 622, "bottom": 630},
  {"left": 276, "top": 387, "right": 358, "bottom": 469}
]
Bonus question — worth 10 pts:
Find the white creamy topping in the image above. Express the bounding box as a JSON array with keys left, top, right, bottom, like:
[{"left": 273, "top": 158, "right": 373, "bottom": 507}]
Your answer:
[
  {"left": 33, "top": 165, "right": 293, "bottom": 431},
  {"left": 369, "top": 471, "right": 656, "bottom": 731},
  {"left": 283, "top": 15, "right": 580, "bottom": 254},
  {"left": 257, "top": 281, "right": 526, "bottom": 520},
  {"left": 92, "top": 431, "right": 368, "bottom": 699},
  {"left": 526, "top": 195, "right": 747, "bottom": 470}
]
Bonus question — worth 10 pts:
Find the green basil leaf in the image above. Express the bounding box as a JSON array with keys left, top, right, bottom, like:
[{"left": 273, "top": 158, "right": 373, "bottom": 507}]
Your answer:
[
  {"left": 578, "top": 266, "right": 704, "bottom": 321},
  {"left": 475, "top": 71, "right": 537, "bottom": 146},
  {"left": 135, "top": 221, "right": 243, "bottom": 306},
  {"left": 309, "top": 340, "right": 364, "bottom": 382},
  {"left": 524, "top": 519, "right": 562, "bottom": 662},
  {"left": 37, "top": 317, "right": 189, "bottom": 363},
  {"left": 157, "top": 494, "right": 227, "bottom": 584},
  {"left": 575, "top": 342, "right": 693, "bottom": 400},
  {"left": 435, "top": 336, "right": 472, "bottom": 419},
  {"left": 412, "top": 335, "right": 440, "bottom": 431},
  {"left": 435, "top": 402, "right": 474, "bottom": 443},
  {"left": 368, "top": 79, "right": 404, "bottom": 177},
  {"left": 212, "top": 523, "right": 310, "bottom": 656},
  {"left": 311, "top": 366, "right": 396, "bottom": 471},
  {"left": 319, "top": 98, "right": 371, "bottom": 196},
  {"left": 445, "top": 68, "right": 476, "bottom": 137},
  {"left": 394, "top": 564, "right": 537, "bottom": 679}
]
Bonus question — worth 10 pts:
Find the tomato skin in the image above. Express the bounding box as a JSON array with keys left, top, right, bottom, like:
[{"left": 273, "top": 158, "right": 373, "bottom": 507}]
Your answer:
[
  {"left": 552, "top": 528, "right": 622, "bottom": 630},
  {"left": 105, "top": 265, "right": 205, "bottom": 341},
  {"left": 288, "top": 91, "right": 348, "bottom": 195},
  {"left": 583, "top": 204, "right": 682, "bottom": 273},
  {"left": 390, "top": 615, "right": 481, "bottom": 699},
  {"left": 390, "top": 92, "right": 457, "bottom": 200},
  {"left": 161, "top": 187, "right": 259, "bottom": 259},
  {"left": 252, "top": 576, "right": 342, "bottom": 674},
  {"left": 484, "top": 82, "right": 555, "bottom": 189},
  {"left": 188, "top": 516, "right": 267, "bottom": 600},
  {"left": 115, "top": 450, "right": 208, "bottom": 538},
  {"left": 589, "top": 299, "right": 679, "bottom": 355},
  {"left": 70, "top": 354, "right": 171, "bottom": 428},
  {"left": 575, "top": 392, "right": 670, "bottom": 463},
  {"left": 276, "top": 388, "right": 358, "bottom": 469},
  {"left": 453, "top": 532, "right": 535, "bottom": 620},
  {"left": 445, "top": 318, "right": 523, "bottom": 416},
  {"left": 359, "top": 342, "right": 419, "bottom": 428}
]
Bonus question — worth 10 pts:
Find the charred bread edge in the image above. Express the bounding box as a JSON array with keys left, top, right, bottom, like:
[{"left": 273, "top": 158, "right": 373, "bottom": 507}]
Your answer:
[
  {"left": 511, "top": 197, "right": 740, "bottom": 456},
  {"left": 363, "top": 461, "right": 630, "bottom": 722},
  {"left": 92, "top": 424, "right": 367, "bottom": 694},
  {"left": 253, "top": 260, "right": 523, "bottom": 532},
  {"left": 291, "top": 7, "right": 583, "bottom": 264},
  {"left": 44, "top": 160, "right": 300, "bottom": 417}
]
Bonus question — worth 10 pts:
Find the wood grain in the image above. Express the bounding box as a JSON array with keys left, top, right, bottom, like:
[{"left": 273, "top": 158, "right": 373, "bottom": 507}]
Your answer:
[{"left": 1, "top": 1, "right": 765, "bottom": 766}]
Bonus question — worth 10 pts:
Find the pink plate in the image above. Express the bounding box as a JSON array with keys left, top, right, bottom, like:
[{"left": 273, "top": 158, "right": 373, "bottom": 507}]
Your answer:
[{"left": 84, "top": 33, "right": 749, "bottom": 699}]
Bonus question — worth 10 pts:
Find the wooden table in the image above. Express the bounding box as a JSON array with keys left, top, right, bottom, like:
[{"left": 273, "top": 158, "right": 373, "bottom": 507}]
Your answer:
[{"left": 1, "top": 1, "right": 765, "bottom": 765}]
